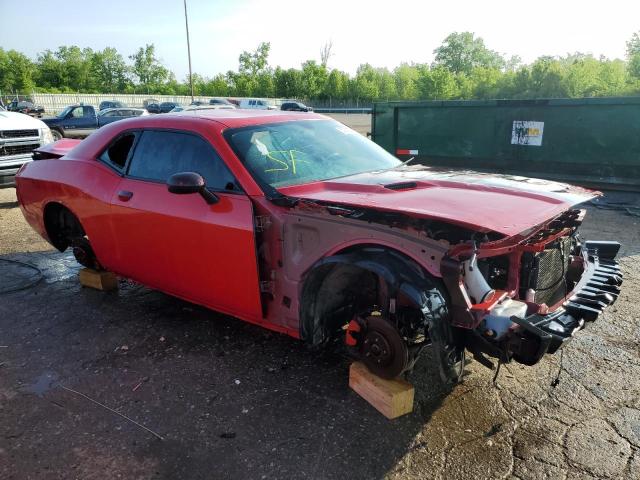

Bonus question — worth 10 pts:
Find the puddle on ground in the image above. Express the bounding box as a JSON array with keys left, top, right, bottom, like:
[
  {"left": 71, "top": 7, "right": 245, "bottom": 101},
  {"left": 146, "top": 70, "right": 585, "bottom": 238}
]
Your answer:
[
  {"left": 21, "top": 371, "right": 59, "bottom": 397},
  {"left": 40, "top": 252, "right": 81, "bottom": 284}
]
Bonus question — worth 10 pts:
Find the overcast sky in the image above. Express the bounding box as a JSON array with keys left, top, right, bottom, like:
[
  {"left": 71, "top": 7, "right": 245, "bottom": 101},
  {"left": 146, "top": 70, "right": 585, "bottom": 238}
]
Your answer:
[{"left": 1, "top": 0, "right": 638, "bottom": 80}]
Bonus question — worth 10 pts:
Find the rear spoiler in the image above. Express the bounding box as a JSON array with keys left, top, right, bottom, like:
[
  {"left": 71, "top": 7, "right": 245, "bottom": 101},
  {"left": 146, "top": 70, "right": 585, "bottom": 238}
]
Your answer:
[{"left": 32, "top": 139, "right": 82, "bottom": 160}]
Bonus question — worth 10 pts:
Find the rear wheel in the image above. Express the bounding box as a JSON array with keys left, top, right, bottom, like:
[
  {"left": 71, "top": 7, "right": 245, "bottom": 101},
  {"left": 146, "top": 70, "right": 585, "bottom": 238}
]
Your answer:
[{"left": 44, "top": 204, "right": 100, "bottom": 270}]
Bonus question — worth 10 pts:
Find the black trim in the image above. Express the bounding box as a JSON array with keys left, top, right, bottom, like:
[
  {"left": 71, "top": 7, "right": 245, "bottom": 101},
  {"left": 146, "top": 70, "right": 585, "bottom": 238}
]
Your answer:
[{"left": 97, "top": 129, "right": 140, "bottom": 175}]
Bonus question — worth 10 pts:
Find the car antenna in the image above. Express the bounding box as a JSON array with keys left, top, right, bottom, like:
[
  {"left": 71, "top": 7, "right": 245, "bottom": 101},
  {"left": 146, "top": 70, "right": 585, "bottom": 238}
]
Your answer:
[{"left": 401, "top": 156, "right": 415, "bottom": 166}]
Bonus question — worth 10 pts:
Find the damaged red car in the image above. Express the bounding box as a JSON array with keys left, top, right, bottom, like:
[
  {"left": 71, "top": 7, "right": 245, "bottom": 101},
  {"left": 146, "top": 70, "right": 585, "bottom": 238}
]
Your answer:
[{"left": 16, "top": 110, "right": 623, "bottom": 382}]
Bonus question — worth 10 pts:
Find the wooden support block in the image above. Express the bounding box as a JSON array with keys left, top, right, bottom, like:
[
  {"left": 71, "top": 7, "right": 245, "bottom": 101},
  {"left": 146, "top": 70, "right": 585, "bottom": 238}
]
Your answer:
[
  {"left": 349, "top": 361, "right": 414, "bottom": 419},
  {"left": 79, "top": 268, "right": 118, "bottom": 291}
]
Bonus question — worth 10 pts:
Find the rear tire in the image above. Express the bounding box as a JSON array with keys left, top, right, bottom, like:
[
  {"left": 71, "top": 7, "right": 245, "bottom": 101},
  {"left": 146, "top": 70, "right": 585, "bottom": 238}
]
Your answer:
[{"left": 44, "top": 204, "right": 100, "bottom": 269}]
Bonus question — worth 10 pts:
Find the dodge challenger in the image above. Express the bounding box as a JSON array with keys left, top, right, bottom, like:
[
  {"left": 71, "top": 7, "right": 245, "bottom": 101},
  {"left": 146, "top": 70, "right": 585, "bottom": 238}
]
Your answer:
[{"left": 16, "top": 110, "right": 623, "bottom": 382}]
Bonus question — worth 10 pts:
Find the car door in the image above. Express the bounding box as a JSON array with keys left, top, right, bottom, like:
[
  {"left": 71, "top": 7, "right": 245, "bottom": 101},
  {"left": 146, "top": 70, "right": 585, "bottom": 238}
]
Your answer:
[
  {"left": 108, "top": 128, "right": 263, "bottom": 323},
  {"left": 63, "top": 106, "right": 96, "bottom": 137}
]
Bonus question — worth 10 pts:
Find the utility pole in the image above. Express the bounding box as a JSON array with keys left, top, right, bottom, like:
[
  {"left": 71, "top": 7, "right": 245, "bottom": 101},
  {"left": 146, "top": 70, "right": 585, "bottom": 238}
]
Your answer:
[{"left": 183, "top": 0, "right": 194, "bottom": 102}]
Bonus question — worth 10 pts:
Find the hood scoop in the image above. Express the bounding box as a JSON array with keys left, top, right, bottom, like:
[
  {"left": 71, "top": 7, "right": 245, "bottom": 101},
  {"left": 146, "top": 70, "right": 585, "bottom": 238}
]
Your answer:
[{"left": 383, "top": 181, "right": 418, "bottom": 191}]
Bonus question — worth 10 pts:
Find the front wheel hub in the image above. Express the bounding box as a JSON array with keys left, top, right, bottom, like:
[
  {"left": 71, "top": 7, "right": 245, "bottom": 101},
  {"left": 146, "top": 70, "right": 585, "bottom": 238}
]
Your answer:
[{"left": 359, "top": 315, "right": 409, "bottom": 379}]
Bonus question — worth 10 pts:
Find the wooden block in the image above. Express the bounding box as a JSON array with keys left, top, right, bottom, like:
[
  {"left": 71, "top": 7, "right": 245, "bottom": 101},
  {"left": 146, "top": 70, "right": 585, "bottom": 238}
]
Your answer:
[
  {"left": 79, "top": 268, "right": 118, "bottom": 291},
  {"left": 349, "top": 361, "right": 414, "bottom": 419}
]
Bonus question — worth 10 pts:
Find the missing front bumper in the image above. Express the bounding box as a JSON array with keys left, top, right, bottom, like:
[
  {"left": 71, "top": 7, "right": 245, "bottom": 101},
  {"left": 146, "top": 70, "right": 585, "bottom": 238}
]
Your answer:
[{"left": 507, "top": 241, "right": 622, "bottom": 365}]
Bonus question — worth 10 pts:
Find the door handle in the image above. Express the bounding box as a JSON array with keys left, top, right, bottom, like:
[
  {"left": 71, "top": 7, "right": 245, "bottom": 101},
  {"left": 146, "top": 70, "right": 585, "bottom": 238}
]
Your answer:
[{"left": 117, "top": 190, "right": 133, "bottom": 201}]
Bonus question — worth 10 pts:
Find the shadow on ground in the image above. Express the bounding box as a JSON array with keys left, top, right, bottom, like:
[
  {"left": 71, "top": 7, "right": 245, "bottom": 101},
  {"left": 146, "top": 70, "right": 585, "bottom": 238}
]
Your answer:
[{"left": 0, "top": 251, "right": 458, "bottom": 480}]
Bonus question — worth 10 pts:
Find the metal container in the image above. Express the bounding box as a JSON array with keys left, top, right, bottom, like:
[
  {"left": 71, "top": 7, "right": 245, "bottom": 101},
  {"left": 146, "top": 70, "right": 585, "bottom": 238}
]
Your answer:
[{"left": 371, "top": 97, "right": 640, "bottom": 190}]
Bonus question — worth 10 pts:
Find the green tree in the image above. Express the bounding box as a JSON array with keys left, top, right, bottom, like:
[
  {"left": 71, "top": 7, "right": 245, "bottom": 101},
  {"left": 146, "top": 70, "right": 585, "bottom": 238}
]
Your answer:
[
  {"left": 203, "top": 74, "right": 230, "bottom": 96},
  {"left": 353, "top": 64, "right": 380, "bottom": 100},
  {"left": 626, "top": 32, "right": 640, "bottom": 79},
  {"left": 300, "top": 60, "right": 327, "bottom": 98},
  {"left": 377, "top": 68, "right": 397, "bottom": 100},
  {"left": 528, "top": 56, "right": 569, "bottom": 98},
  {"left": 91, "top": 47, "right": 129, "bottom": 93},
  {"left": 323, "top": 69, "right": 350, "bottom": 100},
  {"left": 0, "top": 49, "right": 36, "bottom": 93},
  {"left": 416, "top": 66, "right": 459, "bottom": 99},
  {"left": 393, "top": 63, "right": 419, "bottom": 100},
  {"left": 239, "top": 42, "right": 271, "bottom": 76},
  {"left": 433, "top": 32, "right": 505, "bottom": 74},
  {"left": 129, "top": 44, "right": 170, "bottom": 91},
  {"left": 274, "top": 67, "right": 303, "bottom": 98}
]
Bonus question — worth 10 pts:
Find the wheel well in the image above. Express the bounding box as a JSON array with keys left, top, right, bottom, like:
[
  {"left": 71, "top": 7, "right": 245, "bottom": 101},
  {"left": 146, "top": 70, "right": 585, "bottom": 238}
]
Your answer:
[
  {"left": 43, "top": 202, "right": 84, "bottom": 252},
  {"left": 299, "top": 245, "right": 438, "bottom": 345}
]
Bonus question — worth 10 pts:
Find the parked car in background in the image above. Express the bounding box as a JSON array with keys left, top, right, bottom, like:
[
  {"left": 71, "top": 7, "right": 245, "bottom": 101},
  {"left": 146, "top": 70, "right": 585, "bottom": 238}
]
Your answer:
[
  {"left": 170, "top": 104, "right": 236, "bottom": 113},
  {"left": 7, "top": 100, "right": 45, "bottom": 118},
  {"left": 281, "top": 101, "right": 313, "bottom": 112},
  {"left": 160, "top": 102, "right": 181, "bottom": 113},
  {"left": 0, "top": 104, "right": 54, "bottom": 187},
  {"left": 42, "top": 104, "right": 147, "bottom": 139},
  {"left": 238, "top": 98, "right": 278, "bottom": 110},
  {"left": 146, "top": 103, "right": 161, "bottom": 114},
  {"left": 99, "top": 100, "right": 126, "bottom": 111},
  {"left": 209, "top": 97, "right": 235, "bottom": 107},
  {"left": 98, "top": 108, "right": 148, "bottom": 125},
  {"left": 16, "top": 110, "right": 623, "bottom": 384}
]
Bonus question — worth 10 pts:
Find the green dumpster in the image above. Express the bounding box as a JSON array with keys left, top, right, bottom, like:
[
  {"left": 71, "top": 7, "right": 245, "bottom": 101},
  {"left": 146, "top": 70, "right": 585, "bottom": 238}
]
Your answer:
[{"left": 371, "top": 97, "right": 640, "bottom": 190}]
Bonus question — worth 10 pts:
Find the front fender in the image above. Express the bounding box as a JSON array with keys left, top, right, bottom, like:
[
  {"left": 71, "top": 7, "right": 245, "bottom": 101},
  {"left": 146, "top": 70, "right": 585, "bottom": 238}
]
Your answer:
[{"left": 299, "top": 246, "right": 446, "bottom": 344}]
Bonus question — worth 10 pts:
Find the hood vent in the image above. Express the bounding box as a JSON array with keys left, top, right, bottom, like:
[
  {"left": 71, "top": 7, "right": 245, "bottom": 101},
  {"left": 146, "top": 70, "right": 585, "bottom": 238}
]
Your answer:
[{"left": 383, "top": 181, "right": 418, "bottom": 191}]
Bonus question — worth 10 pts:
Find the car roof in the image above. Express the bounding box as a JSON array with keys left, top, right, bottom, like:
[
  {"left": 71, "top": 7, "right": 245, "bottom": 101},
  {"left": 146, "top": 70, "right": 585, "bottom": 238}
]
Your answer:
[{"left": 169, "top": 109, "right": 324, "bottom": 128}]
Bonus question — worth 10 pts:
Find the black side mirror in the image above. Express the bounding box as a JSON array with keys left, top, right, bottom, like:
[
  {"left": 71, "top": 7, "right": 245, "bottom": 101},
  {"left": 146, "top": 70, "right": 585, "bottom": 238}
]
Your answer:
[{"left": 167, "top": 172, "right": 219, "bottom": 204}]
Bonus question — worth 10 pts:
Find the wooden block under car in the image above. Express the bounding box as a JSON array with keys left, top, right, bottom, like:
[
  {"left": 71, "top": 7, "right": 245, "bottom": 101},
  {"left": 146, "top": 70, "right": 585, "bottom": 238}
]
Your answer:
[
  {"left": 349, "top": 361, "right": 414, "bottom": 419},
  {"left": 78, "top": 268, "right": 118, "bottom": 291}
]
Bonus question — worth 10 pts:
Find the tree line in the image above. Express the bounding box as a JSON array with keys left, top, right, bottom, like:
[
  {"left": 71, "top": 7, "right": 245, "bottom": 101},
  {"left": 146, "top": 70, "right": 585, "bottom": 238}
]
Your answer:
[{"left": 2, "top": 32, "right": 640, "bottom": 102}]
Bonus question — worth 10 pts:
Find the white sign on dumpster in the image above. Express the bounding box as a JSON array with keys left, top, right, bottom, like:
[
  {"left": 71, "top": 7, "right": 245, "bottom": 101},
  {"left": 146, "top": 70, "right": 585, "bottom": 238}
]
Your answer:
[{"left": 511, "top": 121, "right": 544, "bottom": 146}]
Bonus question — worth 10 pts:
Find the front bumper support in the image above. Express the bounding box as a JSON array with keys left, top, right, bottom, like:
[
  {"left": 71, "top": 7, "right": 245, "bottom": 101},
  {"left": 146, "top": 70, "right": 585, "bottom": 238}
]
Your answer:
[{"left": 508, "top": 241, "right": 622, "bottom": 365}]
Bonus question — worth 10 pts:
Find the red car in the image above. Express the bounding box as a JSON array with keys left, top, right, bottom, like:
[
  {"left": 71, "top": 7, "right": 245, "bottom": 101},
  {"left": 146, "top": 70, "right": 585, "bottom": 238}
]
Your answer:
[{"left": 16, "top": 110, "right": 623, "bottom": 382}]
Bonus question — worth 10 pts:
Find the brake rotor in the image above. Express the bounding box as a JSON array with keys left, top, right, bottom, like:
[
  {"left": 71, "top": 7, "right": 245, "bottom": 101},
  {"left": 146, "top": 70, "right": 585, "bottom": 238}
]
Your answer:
[{"left": 359, "top": 315, "right": 409, "bottom": 379}]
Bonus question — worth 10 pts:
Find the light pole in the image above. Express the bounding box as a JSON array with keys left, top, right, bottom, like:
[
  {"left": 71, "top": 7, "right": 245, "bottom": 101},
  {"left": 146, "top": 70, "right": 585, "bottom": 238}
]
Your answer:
[{"left": 183, "top": 0, "right": 194, "bottom": 102}]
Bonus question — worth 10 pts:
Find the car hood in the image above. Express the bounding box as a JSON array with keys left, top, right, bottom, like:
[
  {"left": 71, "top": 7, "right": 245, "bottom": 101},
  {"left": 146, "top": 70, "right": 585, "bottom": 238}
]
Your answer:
[
  {"left": 0, "top": 110, "right": 48, "bottom": 129},
  {"left": 276, "top": 166, "right": 597, "bottom": 236}
]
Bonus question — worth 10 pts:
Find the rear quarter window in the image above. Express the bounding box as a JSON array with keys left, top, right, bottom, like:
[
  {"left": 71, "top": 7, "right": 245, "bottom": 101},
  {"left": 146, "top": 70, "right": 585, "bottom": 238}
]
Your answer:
[{"left": 99, "top": 132, "right": 137, "bottom": 171}]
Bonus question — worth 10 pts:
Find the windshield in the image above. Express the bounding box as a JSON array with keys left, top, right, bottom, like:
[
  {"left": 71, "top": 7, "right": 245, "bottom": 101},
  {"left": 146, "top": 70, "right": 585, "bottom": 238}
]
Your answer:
[{"left": 226, "top": 119, "right": 401, "bottom": 188}]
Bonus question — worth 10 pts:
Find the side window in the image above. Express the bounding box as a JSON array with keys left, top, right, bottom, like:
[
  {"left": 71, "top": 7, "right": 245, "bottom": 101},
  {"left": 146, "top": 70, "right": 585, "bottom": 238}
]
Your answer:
[
  {"left": 70, "top": 107, "right": 84, "bottom": 118},
  {"left": 99, "top": 133, "right": 137, "bottom": 171},
  {"left": 82, "top": 106, "right": 93, "bottom": 117},
  {"left": 128, "top": 130, "right": 239, "bottom": 192}
]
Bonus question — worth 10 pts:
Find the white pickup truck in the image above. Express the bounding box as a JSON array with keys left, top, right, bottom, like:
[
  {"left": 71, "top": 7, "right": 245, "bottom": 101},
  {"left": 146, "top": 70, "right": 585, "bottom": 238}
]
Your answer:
[{"left": 0, "top": 106, "right": 54, "bottom": 188}]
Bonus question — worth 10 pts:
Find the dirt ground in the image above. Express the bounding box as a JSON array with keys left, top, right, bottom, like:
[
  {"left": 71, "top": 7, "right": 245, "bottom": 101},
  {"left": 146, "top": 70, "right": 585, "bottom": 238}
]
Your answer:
[{"left": 1, "top": 175, "right": 639, "bottom": 478}]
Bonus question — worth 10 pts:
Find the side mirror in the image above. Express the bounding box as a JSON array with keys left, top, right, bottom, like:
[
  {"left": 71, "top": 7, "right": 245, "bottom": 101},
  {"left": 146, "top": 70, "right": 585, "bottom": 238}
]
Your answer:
[{"left": 167, "top": 172, "right": 219, "bottom": 204}]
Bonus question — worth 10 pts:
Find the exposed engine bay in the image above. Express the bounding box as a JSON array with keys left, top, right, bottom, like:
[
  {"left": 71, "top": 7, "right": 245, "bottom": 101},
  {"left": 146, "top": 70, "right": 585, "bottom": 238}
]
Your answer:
[{"left": 284, "top": 201, "right": 623, "bottom": 382}]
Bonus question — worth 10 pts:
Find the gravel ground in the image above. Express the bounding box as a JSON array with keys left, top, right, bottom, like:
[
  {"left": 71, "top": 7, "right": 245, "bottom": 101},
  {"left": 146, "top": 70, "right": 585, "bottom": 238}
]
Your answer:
[{"left": 1, "top": 178, "right": 639, "bottom": 480}]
